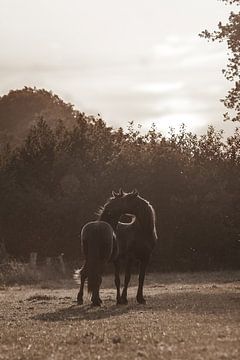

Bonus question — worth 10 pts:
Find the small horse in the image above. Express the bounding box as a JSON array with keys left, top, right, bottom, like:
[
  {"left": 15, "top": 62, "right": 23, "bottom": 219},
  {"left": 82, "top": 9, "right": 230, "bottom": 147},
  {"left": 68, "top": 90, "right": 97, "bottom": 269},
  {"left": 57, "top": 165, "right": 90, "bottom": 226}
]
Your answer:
[
  {"left": 77, "top": 192, "right": 127, "bottom": 306},
  {"left": 77, "top": 190, "right": 157, "bottom": 306}
]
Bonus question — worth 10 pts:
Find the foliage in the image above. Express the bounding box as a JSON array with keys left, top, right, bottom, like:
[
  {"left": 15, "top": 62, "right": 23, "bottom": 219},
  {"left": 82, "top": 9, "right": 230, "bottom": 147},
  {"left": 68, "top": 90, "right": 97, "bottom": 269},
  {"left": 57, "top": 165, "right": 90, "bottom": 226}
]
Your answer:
[
  {"left": 0, "top": 87, "right": 78, "bottom": 145},
  {"left": 1, "top": 88, "right": 240, "bottom": 271},
  {"left": 200, "top": 0, "right": 240, "bottom": 121}
]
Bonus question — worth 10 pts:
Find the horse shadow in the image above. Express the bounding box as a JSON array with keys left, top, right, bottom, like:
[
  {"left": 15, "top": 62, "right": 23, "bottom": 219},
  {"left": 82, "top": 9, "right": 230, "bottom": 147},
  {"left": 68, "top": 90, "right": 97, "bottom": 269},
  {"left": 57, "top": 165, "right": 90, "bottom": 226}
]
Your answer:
[
  {"left": 32, "top": 300, "right": 141, "bottom": 322},
  {"left": 32, "top": 288, "right": 240, "bottom": 323}
]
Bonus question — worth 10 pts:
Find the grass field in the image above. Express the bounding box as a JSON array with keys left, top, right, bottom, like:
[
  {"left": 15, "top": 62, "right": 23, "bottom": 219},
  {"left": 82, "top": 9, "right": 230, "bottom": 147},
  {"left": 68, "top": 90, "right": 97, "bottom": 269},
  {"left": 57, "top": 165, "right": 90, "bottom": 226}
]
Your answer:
[{"left": 0, "top": 271, "right": 239, "bottom": 360}]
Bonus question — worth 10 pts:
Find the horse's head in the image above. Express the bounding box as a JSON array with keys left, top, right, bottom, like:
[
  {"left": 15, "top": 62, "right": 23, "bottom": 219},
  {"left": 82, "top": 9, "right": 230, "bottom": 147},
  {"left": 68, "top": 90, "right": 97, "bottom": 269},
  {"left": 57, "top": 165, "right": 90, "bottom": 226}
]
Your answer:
[
  {"left": 100, "top": 189, "right": 146, "bottom": 223},
  {"left": 102, "top": 189, "right": 141, "bottom": 218},
  {"left": 109, "top": 189, "right": 140, "bottom": 215},
  {"left": 100, "top": 189, "right": 127, "bottom": 220},
  {"left": 121, "top": 189, "right": 140, "bottom": 213}
]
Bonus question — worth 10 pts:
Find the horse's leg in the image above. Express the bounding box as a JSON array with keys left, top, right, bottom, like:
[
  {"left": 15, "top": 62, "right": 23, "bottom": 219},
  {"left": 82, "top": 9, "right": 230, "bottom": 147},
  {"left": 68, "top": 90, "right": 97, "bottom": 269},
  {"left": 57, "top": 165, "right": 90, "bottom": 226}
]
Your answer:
[
  {"left": 114, "top": 259, "right": 121, "bottom": 304},
  {"left": 91, "top": 292, "right": 102, "bottom": 306},
  {"left": 136, "top": 257, "right": 149, "bottom": 304},
  {"left": 120, "top": 257, "right": 132, "bottom": 304},
  {"left": 91, "top": 290, "right": 102, "bottom": 305},
  {"left": 91, "top": 277, "right": 102, "bottom": 306},
  {"left": 77, "top": 263, "right": 87, "bottom": 305}
]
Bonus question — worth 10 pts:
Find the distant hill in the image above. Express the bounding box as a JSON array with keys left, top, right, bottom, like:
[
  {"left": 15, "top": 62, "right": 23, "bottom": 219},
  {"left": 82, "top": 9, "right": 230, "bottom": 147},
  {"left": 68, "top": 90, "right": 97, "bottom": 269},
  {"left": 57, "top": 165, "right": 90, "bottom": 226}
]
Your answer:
[{"left": 0, "top": 87, "right": 78, "bottom": 145}]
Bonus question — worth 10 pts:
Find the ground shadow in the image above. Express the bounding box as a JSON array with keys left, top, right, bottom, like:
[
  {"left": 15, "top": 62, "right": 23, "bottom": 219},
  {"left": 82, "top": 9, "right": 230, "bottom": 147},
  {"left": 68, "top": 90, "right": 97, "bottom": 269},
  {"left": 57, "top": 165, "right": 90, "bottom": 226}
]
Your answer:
[
  {"left": 32, "top": 289, "right": 240, "bottom": 323},
  {"left": 32, "top": 301, "right": 137, "bottom": 322}
]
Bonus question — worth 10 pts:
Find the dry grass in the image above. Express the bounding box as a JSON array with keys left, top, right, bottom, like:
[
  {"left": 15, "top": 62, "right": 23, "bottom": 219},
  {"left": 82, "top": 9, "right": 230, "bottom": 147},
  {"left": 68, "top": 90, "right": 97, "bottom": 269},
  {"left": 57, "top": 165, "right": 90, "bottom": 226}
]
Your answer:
[
  {"left": 0, "top": 271, "right": 240, "bottom": 360},
  {"left": 0, "top": 260, "right": 68, "bottom": 286},
  {"left": 0, "top": 261, "right": 40, "bottom": 286}
]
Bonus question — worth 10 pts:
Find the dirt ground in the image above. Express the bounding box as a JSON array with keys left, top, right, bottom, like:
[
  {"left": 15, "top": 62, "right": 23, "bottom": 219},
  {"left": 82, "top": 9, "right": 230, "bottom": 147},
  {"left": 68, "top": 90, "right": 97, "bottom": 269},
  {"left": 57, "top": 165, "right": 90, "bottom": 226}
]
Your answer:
[{"left": 0, "top": 271, "right": 239, "bottom": 360}]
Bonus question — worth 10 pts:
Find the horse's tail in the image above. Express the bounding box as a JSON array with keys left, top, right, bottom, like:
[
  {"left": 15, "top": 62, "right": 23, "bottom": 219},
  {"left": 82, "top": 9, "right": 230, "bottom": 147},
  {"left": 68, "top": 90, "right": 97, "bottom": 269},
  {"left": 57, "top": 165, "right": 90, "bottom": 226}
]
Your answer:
[
  {"left": 86, "top": 239, "right": 103, "bottom": 294},
  {"left": 81, "top": 221, "right": 113, "bottom": 295}
]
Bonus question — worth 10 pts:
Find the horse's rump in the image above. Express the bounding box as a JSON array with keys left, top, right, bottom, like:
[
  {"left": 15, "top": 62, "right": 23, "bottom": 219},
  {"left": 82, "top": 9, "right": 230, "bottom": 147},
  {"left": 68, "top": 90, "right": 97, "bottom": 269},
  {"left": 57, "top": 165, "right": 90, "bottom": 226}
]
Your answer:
[{"left": 81, "top": 221, "right": 114, "bottom": 293}]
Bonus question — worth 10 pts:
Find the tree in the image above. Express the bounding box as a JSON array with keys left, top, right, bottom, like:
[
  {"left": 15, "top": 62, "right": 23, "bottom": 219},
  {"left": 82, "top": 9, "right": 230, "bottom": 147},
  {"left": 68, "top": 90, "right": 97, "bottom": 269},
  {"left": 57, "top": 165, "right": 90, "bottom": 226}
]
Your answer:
[
  {"left": 200, "top": 0, "right": 240, "bottom": 122},
  {"left": 0, "top": 87, "right": 78, "bottom": 145}
]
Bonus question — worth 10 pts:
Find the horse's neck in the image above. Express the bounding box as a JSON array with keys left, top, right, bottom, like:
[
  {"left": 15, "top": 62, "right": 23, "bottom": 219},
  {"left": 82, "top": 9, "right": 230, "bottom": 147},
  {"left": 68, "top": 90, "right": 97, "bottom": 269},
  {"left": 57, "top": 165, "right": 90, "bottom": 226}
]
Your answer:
[{"left": 99, "top": 213, "right": 119, "bottom": 231}]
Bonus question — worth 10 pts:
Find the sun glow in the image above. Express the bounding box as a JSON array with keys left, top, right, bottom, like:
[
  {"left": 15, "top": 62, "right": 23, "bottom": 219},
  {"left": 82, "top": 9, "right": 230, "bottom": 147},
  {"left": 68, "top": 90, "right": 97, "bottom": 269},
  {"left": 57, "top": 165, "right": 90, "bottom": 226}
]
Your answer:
[{"left": 141, "top": 112, "right": 206, "bottom": 135}]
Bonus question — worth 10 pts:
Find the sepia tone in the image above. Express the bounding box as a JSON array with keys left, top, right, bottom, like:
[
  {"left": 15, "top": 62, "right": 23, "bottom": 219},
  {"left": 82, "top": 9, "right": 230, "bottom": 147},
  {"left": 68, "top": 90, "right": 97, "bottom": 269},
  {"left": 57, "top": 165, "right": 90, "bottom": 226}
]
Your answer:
[{"left": 0, "top": 0, "right": 240, "bottom": 359}]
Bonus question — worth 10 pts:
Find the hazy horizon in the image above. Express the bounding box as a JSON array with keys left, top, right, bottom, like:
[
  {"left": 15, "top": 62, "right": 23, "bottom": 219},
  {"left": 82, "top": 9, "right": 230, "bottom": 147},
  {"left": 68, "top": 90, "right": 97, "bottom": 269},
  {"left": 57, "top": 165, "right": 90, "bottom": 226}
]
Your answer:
[{"left": 0, "top": 0, "right": 238, "bottom": 135}]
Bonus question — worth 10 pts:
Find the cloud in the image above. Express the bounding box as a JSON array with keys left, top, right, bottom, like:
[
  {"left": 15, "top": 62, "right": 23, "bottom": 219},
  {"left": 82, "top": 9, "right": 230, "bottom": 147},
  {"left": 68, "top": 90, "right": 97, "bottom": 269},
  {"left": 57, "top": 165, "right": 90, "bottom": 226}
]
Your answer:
[
  {"left": 135, "top": 82, "right": 184, "bottom": 94},
  {"left": 108, "top": 34, "right": 232, "bottom": 135},
  {"left": 0, "top": 17, "right": 235, "bottom": 137}
]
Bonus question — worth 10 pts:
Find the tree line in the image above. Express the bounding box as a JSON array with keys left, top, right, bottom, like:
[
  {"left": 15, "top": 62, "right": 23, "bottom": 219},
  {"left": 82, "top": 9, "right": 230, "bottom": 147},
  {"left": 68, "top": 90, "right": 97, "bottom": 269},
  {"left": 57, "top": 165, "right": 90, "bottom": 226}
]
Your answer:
[
  {"left": 0, "top": 89, "right": 240, "bottom": 271},
  {"left": 1, "top": 0, "right": 240, "bottom": 270}
]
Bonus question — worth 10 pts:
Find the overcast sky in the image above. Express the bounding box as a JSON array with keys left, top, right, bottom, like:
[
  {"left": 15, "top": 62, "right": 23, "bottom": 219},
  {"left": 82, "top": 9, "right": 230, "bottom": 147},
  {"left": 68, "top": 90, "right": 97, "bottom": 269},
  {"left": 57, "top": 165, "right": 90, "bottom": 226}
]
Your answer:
[{"left": 0, "top": 0, "right": 238, "bottom": 135}]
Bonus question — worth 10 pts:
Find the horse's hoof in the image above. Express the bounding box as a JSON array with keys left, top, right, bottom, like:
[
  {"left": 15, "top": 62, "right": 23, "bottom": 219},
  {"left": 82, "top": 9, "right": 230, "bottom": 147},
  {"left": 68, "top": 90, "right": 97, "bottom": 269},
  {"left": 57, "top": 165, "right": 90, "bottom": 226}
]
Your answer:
[
  {"left": 137, "top": 297, "right": 146, "bottom": 304},
  {"left": 77, "top": 295, "right": 83, "bottom": 305},
  {"left": 119, "top": 297, "right": 128, "bottom": 305},
  {"left": 91, "top": 301, "right": 101, "bottom": 307},
  {"left": 91, "top": 298, "right": 102, "bottom": 306},
  {"left": 91, "top": 297, "right": 102, "bottom": 306}
]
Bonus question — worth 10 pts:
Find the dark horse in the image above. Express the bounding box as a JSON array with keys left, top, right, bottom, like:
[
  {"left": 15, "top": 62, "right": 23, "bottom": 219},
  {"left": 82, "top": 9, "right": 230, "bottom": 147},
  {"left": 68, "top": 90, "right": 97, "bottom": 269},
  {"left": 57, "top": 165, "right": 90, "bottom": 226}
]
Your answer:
[{"left": 77, "top": 190, "right": 157, "bottom": 306}]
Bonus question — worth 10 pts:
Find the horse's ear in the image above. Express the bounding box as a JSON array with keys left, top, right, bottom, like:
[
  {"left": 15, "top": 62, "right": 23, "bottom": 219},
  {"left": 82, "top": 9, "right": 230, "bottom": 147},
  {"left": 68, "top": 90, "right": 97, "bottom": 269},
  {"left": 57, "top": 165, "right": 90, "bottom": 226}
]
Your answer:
[
  {"left": 119, "top": 188, "right": 124, "bottom": 197},
  {"left": 132, "top": 189, "right": 139, "bottom": 197},
  {"left": 112, "top": 190, "right": 118, "bottom": 198}
]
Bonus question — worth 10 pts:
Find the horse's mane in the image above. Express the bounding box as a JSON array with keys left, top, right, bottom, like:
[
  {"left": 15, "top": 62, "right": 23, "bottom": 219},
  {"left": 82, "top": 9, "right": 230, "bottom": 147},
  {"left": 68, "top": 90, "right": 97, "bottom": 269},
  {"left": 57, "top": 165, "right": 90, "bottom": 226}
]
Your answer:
[
  {"left": 96, "top": 196, "right": 113, "bottom": 219},
  {"left": 96, "top": 206, "right": 104, "bottom": 219}
]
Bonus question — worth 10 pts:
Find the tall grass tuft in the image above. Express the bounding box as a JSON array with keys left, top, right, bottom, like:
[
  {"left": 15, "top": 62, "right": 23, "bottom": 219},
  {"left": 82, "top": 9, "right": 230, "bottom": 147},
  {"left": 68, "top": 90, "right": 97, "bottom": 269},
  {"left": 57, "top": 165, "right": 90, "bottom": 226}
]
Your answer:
[{"left": 0, "top": 259, "right": 68, "bottom": 286}]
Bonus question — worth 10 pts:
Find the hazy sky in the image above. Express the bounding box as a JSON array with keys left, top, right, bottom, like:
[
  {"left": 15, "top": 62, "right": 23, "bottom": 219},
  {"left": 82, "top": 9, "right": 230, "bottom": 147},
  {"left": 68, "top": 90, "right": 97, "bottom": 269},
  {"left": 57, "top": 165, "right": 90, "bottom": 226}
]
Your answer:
[{"left": 0, "top": 0, "right": 238, "bottom": 134}]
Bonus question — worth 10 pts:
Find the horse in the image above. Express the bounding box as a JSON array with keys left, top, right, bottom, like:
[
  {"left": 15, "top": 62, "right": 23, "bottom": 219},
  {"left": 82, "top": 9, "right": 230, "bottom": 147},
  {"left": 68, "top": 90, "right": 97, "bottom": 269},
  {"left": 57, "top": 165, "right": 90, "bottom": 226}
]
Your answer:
[
  {"left": 77, "top": 189, "right": 157, "bottom": 306},
  {"left": 112, "top": 190, "right": 158, "bottom": 305},
  {"left": 77, "top": 191, "right": 127, "bottom": 306}
]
